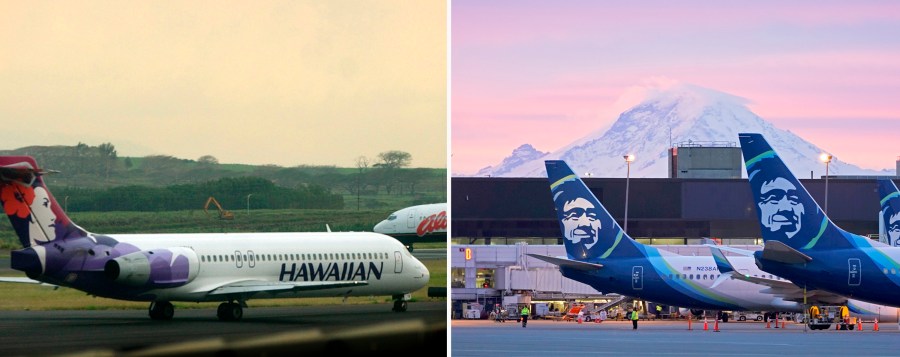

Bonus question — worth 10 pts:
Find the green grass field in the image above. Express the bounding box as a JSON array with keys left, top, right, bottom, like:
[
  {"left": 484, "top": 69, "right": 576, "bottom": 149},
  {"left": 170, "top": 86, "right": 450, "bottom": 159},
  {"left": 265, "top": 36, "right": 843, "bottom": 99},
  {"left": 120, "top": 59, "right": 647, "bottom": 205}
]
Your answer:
[{"left": 0, "top": 258, "right": 446, "bottom": 311}]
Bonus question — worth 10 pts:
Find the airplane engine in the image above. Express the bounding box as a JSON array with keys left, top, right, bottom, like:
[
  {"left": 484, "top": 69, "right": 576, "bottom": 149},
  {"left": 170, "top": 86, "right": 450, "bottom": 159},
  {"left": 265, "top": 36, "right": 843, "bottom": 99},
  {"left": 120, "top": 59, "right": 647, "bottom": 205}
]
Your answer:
[
  {"left": 690, "top": 309, "right": 705, "bottom": 317},
  {"left": 104, "top": 247, "right": 200, "bottom": 288}
]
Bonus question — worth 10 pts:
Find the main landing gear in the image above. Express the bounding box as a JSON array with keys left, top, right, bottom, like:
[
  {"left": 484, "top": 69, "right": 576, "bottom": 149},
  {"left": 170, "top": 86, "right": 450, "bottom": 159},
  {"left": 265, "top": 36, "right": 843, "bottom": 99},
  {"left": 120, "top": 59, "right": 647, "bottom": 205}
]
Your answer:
[
  {"left": 148, "top": 301, "right": 175, "bottom": 320},
  {"left": 392, "top": 294, "right": 409, "bottom": 312},
  {"left": 217, "top": 301, "right": 244, "bottom": 321}
]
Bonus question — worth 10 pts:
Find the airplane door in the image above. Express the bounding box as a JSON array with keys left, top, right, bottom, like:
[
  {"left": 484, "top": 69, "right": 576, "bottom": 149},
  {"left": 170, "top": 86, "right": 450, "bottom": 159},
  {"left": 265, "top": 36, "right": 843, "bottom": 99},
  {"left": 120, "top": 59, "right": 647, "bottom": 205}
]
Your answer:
[
  {"left": 248, "top": 250, "right": 255, "bottom": 268},
  {"left": 234, "top": 250, "right": 243, "bottom": 268},
  {"left": 632, "top": 266, "right": 643, "bottom": 290},
  {"left": 407, "top": 210, "right": 417, "bottom": 229},
  {"left": 394, "top": 251, "right": 403, "bottom": 273},
  {"left": 848, "top": 258, "right": 861, "bottom": 286}
]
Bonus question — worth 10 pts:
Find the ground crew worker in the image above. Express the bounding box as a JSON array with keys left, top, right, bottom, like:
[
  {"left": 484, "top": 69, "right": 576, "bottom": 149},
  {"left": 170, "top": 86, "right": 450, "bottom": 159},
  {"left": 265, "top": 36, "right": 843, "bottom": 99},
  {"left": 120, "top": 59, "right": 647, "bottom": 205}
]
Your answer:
[
  {"left": 656, "top": 304, "right": 662, "bottom": 319},
  {"left": 839, "top": 305, "right": 849, "bottom": 322},
  {"left": 630, "top": 308, "right": 639, "bottom": 330},
  {"left": 521, "top": 305, "right": 530, "bottom": 328}
]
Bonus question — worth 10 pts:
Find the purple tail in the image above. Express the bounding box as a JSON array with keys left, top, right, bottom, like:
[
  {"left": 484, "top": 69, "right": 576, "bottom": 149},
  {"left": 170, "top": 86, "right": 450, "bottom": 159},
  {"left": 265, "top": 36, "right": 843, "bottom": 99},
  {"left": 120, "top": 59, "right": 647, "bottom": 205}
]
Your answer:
[{"left": 0, "top": 156, "right": 88, "bottom": 248}]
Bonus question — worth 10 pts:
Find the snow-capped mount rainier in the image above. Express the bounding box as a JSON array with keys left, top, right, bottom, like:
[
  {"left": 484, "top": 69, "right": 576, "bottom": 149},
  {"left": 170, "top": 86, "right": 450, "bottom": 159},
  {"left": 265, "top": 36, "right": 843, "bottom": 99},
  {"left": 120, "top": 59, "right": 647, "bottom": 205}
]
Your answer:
[
  {"left": 473, "top": 83, "right": 886, "bottom": 178},
  {"left": 473, "top": 144, "right": 547, "bottom": 177}
]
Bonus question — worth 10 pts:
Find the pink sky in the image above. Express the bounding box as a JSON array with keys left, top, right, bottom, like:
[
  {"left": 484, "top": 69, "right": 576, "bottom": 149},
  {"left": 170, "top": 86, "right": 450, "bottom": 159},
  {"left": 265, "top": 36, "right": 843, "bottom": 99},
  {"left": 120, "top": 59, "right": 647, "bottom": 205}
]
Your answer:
[{"left": 451, "top": 1, "right": 900, "bottom": 174}]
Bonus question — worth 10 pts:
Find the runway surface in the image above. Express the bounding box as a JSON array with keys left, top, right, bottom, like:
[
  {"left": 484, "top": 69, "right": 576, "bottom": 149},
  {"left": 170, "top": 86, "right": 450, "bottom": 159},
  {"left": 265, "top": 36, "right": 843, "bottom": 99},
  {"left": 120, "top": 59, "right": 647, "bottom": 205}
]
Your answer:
[
  {"left": 452, "top": 319, "right": 900, "bottom": 356},
  {"left": 0, "top": 301, "right": 446, "bottom": 356},
  {"left": 412, "top": 248, "right": 445, "bottom": 260}
]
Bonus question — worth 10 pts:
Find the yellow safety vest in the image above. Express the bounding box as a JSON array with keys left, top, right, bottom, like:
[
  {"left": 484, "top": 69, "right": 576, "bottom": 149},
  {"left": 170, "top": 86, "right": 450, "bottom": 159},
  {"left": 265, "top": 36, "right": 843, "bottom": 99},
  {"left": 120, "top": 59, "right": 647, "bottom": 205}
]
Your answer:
[
  {"left": 521, "top": 307, "right": 530, "bottom": 316},
  {"left": 631, "top": 311, "right": 639, "bottom": 320}
]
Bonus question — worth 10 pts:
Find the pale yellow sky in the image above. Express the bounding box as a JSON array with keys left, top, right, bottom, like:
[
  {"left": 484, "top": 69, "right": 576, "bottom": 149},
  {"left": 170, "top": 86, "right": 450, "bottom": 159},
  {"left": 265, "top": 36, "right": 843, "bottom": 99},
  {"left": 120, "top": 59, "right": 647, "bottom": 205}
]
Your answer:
[{"left": 0, "top": 1, "right": 447, "bottom": 168}]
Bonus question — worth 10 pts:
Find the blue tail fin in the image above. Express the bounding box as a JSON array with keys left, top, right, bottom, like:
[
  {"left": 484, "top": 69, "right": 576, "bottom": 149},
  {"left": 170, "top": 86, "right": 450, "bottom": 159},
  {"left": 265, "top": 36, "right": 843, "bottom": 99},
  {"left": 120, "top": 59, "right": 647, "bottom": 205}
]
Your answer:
[
  {"left": 544, "top": 160, "right": 643, "bottom": 261},
  {"left": 738, "top": 133, "right": 854, "bottom": 251},
  {"left": 878, "top": 179, "right": 900, "bottom": 247},
  {"left": 0, "top": 156, "right": 88, "bottom": 248}
]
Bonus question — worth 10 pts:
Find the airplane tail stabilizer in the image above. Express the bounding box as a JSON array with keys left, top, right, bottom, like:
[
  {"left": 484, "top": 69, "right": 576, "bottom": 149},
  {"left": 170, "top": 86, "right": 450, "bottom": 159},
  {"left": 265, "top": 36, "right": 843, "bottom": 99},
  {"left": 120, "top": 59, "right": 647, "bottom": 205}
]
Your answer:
[
  {"left": 544, "top": 160, "right": 644, "bottom": 261},
  {"left": 738, "top": 133, "right": 855, "bottom": 251},
  {"left": 878, "top": 179, "right": 900, "bottom": 247},
  {"left": 0, "top": 156, "right": 88, "bottom": 248}
]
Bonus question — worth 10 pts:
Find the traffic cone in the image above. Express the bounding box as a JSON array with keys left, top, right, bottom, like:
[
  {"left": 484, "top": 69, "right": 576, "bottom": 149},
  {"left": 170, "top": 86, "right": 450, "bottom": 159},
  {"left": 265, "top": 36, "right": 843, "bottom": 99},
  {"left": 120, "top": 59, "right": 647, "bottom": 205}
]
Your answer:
[
  {"left": 858, "top": 318, "right": 863, "bottom": 331},
  {"left": 766, "top": 319, "right": 771, "bottom": 328},
  {"left": 781, "top": 319, "right": 786, "bottom": 329},
  {"left": 703, "top": 318, "right": 708, "bottom": 330},
  {"left": 874, "top": 318, "right": 879, "bottom": 331},
  {"left": 774, "top": 314, "right": 779, "bottom": 328},
  {"left": 714, "top": 319, "right": 720, "bottom": 332},
  {"left": 688, "top": 317, "right": 692, "bottom": 330}
]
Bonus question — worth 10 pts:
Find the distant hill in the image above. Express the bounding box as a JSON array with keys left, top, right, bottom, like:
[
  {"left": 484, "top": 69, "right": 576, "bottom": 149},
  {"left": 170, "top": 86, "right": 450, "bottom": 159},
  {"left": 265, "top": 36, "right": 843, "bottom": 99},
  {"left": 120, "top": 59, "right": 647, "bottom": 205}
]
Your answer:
[{"left": 0, "top": 144, "right": 446, "bottom": 211}]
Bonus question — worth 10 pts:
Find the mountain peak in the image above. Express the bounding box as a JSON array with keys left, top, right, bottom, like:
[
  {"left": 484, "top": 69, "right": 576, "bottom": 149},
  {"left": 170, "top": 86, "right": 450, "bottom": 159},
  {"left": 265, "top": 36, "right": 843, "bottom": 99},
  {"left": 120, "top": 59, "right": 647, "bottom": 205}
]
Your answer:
[
  {"left": 470, "top": 82, "right": 885, "bottom": 178},
  {"left": 474, "top": 144, "right": 547, "bottom": 177}
]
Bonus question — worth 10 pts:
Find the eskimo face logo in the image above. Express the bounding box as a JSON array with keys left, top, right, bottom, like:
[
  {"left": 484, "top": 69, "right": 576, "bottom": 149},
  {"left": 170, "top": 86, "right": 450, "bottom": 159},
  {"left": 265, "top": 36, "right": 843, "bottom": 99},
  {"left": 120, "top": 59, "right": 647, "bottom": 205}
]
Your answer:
[
  {"left": 885, "top": 209, "right": 900, "bottom": 247},
  {"left": 758, "top": 177, "right": 804, "bottom": 239},
  {"left": 561, "top": 197, "right": 600, "bottom": 250}
]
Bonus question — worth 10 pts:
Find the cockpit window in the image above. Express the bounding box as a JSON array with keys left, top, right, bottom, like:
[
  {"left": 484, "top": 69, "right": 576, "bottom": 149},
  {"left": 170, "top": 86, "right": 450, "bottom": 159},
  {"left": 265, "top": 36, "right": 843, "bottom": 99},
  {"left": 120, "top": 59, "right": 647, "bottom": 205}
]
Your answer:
[{"left": 387, "top": 214, "right": 397, "bottom": 221}]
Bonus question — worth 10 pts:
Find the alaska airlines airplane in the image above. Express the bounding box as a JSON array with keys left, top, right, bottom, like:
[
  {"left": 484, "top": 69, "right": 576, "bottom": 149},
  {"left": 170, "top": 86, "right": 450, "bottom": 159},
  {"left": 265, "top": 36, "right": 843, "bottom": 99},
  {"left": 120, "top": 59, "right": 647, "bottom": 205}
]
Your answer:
[
  {"left": 739, "top": 133, "right": 900, "bottom": 307},
  {"left": 708, "top": 245, "right": 899, "bottom": 322},
  {"left": 878, "top": 179, "right": 900, "bottom": 247},
  {"left": 528, "top": 160, "right": 802, "bottom": 313},
  {"left": 0, "top": 156, "right": 429, "bottom": 321},
  {"left": 373, "top": 203, "right": 446, "bottom": 251}
]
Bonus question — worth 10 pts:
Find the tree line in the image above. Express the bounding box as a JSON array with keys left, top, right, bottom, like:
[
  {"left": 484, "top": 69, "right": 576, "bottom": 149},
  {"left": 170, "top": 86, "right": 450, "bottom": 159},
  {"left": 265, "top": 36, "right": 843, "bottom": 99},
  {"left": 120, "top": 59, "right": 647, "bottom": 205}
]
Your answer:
[
  {"left": 0, "top": 144, "right": 445, "bottom": 208},
  {"left": 54, "top": 176, "right": 342, "bottom": 212}
]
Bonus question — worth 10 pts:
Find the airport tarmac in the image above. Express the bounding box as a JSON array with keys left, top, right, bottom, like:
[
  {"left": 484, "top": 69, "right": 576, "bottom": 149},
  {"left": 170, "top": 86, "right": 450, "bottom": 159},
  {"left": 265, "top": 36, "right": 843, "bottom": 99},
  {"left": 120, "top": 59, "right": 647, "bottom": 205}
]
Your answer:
[
  {"left": 451, "top": 319, "right": 900, "bottom": 356},
  {"left": 413, "top": 248, "right": 446, "bottom": 260},
  {"left": 0, "top": 301, "right": 446, "bottom": 356}
]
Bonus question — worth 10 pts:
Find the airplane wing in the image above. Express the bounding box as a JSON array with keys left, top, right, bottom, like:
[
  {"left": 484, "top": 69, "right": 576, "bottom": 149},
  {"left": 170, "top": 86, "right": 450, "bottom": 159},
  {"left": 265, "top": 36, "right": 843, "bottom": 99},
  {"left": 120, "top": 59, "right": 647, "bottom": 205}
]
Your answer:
[
  {"left": 707, "top": 245, "right": 845, "bottom": 305},
  {"left": 207, "top": 280, "right": 369, "bottom": 296},
  {"left": 0, "top": 276, "right": 56, "bottom": 286},
  {"left": 526, "top": 254, "right": 603, "bottom": 271}
]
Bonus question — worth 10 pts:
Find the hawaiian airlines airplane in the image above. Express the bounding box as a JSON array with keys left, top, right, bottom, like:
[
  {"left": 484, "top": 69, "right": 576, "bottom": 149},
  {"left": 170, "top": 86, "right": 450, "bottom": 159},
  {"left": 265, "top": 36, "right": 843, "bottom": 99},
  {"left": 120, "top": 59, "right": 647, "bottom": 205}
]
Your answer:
[
  {"left": 0, "top": 156, "right": 429, "bottom": 321},
  {"left": 878, "top": 179, "right": 900, "bottom": 247},
  {"left": 373, "top": 203, "right": 446, "bottom": 251},
  {"left": 528, "top": 160, "right": 803, "bottom": 313},
  {"left": 738, "top": 133, "right": 900, "bottom": 307}
]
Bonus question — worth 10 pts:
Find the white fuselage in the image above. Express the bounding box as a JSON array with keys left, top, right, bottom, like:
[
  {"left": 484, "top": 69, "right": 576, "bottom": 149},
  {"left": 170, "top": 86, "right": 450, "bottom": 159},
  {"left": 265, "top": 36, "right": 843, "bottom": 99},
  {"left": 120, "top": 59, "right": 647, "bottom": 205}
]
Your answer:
[
  {"left": 374, "top": 203, "right": 447, "bottom": 236},
  {"left": 96, "top": 232, "right": 430, "bottom": 302}
]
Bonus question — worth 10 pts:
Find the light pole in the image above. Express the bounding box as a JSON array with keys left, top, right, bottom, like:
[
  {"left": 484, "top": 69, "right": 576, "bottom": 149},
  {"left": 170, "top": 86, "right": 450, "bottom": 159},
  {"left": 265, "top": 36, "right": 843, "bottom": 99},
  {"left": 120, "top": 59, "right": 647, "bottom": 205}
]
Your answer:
[
  {"left": 623, "top": 154, "right": 635, "bottom": 234},
  {"left": 246, "top": 194, "right": 253, "bottom": 216},
  {"left": 820, "top": 153, "right": 832, "bottom": 214}
]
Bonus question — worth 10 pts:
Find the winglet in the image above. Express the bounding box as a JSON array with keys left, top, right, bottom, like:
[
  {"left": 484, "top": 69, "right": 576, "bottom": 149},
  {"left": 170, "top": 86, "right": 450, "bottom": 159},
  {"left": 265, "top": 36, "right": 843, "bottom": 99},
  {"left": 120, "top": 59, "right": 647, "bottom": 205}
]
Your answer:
[
  {"left": 708, "top": 246, "right": 736, "bottom": 274},
  {"left": 326, "top": 224, "right": 332, "bottom": 232}
]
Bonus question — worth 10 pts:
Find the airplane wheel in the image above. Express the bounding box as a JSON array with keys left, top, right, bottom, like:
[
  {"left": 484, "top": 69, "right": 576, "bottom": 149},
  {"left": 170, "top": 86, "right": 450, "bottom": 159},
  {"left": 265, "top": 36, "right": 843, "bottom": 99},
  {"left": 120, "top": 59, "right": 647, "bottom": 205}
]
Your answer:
[
  {"left": 739, "top": 316, "right": 746, "bottom": 321},
  {"left": 149, "top": 301, "right": 174, "bottom": 320},
  {"left": 756, "top": 316, "right": 763, "bottom": 321},
  {"left": 217, "top": 302, "right": 243, "bottom": 321},
  {"left": 392, "top": 300, "right": 408, "bottom": 312}
]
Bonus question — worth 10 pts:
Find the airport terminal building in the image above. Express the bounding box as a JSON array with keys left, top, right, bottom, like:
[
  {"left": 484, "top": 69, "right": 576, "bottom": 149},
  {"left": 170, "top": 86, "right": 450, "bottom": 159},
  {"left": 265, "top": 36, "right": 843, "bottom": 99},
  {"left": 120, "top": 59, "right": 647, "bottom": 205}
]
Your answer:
[{"left": 450, "top": 145, "right": 899, "bottom": 317}]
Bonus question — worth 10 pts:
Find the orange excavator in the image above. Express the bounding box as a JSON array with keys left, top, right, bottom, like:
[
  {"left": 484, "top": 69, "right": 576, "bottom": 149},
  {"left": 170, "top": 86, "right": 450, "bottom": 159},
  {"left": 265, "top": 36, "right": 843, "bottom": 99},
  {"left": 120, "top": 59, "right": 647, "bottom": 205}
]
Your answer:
[{"left": 204, "top": 196, "right": 235, "bottom": 220}]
